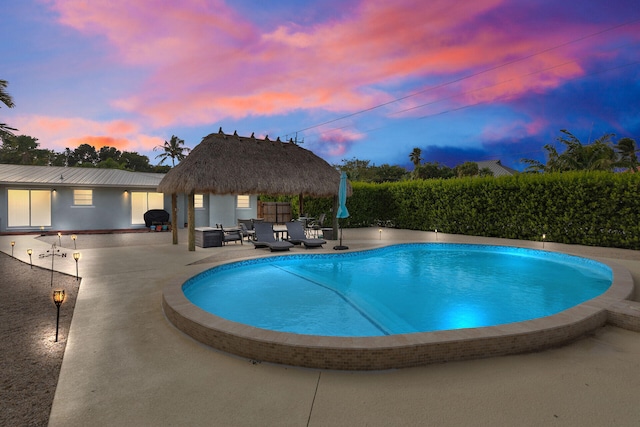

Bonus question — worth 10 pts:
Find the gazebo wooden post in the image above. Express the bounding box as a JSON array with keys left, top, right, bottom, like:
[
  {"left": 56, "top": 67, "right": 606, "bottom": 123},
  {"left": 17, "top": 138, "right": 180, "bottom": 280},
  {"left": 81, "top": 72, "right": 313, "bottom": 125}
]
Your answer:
[
  {"left": 188, "top": 191, "right": 195, "bottom": 251},
  {"left": 298, "top": 193, "right": 304, "bottom": 216},
  {"left": 171, "top": 193, "right": 178, "bottom": 245}
]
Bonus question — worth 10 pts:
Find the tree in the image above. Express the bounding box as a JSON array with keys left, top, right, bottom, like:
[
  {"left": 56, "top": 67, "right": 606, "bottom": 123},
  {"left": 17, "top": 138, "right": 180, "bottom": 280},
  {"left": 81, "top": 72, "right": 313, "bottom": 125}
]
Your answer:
[
  {"left": 454, "top": 161, "right": 479, "bottom": 177},
  {"left": 478, "top": 167, "right": 494, "bottom": 177},
  {"left": 409, "top": 147, "right": 422, "bottom": 169},
  {"left": 98, "top": 146, "right": 122, "bottom": 163},
  {"left": 154, "top": 135, "right": 190, "bottom": 167},
  {"left": 522, "top": 129, "right": 618, "bottom": 173},
  {"left": 371, "top": 164, "right": 408, "bottom": 183},
  {"left": 337, "top": 157, "right": 374, "bottom": 182},
  {"left": 0, "top": 79, "right": 17, "bottom": 141},
  {"left": 73, "top": 143, "right": 100, "bottom": 166},
  {"left": 0, "top": 134, "right": 40, "bottom": 164},
  {"left": 615, "top": 137, "right": 639, "bottom": 172},
  {"left": 413, "top": 162, "right": 454, "bottom": 179},
  {"left": 120, "top": 151, "right": 153, "bottom": 172}
]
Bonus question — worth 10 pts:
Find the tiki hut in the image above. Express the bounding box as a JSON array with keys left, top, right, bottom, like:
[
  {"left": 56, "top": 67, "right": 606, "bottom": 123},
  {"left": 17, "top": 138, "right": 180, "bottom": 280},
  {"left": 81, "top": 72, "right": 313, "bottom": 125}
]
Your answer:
[{"left": 157, "top": 129, "right": 350, "bottom": 250}]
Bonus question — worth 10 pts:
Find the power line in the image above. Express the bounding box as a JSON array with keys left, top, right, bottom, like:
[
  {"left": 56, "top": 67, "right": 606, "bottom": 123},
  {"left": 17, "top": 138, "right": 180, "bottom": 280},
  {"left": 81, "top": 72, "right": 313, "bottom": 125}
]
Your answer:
[
  {"left": 283, "top": 17, "right": 640, "bottom": 141},
  {"left": 299, "top": 57, "right": 640, "bottom": 142}
]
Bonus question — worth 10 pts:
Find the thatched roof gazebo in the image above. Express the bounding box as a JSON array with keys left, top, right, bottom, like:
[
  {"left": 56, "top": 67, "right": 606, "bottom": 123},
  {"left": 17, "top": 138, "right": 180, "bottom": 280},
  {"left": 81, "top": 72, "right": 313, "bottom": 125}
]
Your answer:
[{"left": 157, "top": 129, "right": 350, "bottom": 250}]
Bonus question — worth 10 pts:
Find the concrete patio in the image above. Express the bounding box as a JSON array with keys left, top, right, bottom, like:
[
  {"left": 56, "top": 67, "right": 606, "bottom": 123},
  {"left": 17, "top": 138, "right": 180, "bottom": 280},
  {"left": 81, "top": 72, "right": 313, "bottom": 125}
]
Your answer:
[{"left": 2, "top": 228, "right": 639, "bottom": 426}]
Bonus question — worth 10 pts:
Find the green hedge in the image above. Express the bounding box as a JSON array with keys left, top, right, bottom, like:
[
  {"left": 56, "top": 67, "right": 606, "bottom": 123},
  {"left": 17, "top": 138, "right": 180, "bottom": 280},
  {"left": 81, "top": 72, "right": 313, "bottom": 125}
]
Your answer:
[{"left": 303, "top": 172, "right": 640, "bottom": 249}]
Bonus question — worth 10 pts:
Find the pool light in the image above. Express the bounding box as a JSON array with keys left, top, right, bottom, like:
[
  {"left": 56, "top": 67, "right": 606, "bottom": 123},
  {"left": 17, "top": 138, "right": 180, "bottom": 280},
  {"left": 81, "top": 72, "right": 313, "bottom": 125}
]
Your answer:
[{"left": 53, "top": 290, "right": 66, "bottom": 342}]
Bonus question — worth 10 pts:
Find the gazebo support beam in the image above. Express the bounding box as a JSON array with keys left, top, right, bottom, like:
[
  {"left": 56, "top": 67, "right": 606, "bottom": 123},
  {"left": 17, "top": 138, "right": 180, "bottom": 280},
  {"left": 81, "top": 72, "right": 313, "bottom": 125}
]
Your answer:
[
  {"left": 171, "top": 193, "right": 178, "bottom": 245},
  {"left": 188, "top": 191, "right": 195, "bottom": 251}
]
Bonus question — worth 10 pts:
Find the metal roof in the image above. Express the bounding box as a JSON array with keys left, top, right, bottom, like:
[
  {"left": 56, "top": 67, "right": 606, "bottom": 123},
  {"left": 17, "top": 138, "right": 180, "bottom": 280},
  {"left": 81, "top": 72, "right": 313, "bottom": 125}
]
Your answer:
[
  {"left": 476, "top": 160, "right": 518, "bottom": 177},
  {"left": 0, "top": 164, "right": 164, "bottom": 188}
]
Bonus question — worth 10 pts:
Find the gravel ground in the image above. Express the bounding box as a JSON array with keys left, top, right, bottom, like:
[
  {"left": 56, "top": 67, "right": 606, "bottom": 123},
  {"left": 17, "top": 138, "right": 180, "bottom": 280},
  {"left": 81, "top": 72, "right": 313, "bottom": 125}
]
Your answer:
[{"left": 0, "top": 252, "right": 80, "bottom": 427}]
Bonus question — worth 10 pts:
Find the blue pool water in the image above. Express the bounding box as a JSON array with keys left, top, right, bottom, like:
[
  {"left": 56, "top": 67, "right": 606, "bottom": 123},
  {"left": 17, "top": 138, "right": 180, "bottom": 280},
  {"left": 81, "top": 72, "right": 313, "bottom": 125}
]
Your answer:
[{"left": 183, "top": 244, "right": 613, "bottom": 337}]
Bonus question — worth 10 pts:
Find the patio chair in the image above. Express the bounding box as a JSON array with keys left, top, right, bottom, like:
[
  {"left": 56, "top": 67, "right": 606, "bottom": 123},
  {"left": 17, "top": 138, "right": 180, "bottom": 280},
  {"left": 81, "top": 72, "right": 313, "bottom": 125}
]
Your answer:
[
  {"left": 252, "top": 222, "right": 294, "bottom": 251},
  {"left": 237, "top": 222, "right": 255, "bottom": 241},
  {"left": 306, "top": 213, "right": 326, "bottom": 238},
  {"left": 285, "top": 221, "right": 326, "bottom": 249},
  {"left": 217, "top": 224, "right": 243, "bottom": 245}
]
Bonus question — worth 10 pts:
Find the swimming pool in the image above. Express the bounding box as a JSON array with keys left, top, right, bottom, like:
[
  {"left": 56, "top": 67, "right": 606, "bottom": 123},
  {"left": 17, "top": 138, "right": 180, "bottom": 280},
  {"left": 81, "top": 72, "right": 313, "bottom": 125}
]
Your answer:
[
  {"left": 183, "top": 244, "right": 612, "bottom": 336},
  {"left": 163, "top": 243, "right": 633, "bottom": 370}
]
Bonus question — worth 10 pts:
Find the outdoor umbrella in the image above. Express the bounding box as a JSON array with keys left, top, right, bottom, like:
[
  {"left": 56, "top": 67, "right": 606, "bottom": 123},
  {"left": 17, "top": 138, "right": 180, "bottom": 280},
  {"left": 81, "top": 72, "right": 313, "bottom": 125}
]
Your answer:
[{"left": 334, "top": 171, "right": 350, "bottom": 250}]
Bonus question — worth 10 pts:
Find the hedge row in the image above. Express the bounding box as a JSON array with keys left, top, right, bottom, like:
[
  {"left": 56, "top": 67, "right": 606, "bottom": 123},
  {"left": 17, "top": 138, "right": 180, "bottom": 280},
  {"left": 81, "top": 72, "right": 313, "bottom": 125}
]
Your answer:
[{"left": 302, "top": 172, "right": 640, "bottom": 250}]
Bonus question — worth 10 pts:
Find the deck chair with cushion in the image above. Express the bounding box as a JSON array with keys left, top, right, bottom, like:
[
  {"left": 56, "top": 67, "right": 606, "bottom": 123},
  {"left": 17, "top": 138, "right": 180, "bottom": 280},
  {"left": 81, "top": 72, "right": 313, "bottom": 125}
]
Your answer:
[
  {"left": 252, "top": 222, "right": 294, "bottom": 251},
  {"left": 285, "top": 221, "right": 327, "bottom": 249},
  {"left": 237, "top": 222, "right": 255, "bottom": 241},
  {"left": 217, "top": 224, "right": 243, "bottom": 245}
]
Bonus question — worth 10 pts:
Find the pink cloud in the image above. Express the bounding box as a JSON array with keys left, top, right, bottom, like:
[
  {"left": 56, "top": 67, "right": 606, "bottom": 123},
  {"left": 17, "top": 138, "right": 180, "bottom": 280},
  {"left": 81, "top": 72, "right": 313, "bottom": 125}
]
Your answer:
[
  {"left": 480, "top": 117, "right": 549, "bottom": 143},
  {"left": 14, "top": 115, "right": 164, "bottom": 154},
  {"left": 312, "top": 128, "right": 365, "bottom": 158},
  {"left": 44, "top": 0, "right": 635, "bottom": 130}
]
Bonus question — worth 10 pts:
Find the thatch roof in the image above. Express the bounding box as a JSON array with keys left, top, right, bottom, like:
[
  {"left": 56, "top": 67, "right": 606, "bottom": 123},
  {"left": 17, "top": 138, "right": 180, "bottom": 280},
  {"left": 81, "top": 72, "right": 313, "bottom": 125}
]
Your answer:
[{"left": 158, "top": 129, "right": 350, "bottom": 196}]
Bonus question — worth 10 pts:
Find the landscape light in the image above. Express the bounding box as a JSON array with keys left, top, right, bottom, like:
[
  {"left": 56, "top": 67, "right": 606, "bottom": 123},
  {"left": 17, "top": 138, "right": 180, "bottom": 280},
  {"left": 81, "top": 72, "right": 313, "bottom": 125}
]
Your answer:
[
  {"left": 53, "top": 290, "right": 66, "bottom": 342},
  {"left": 542, "top": 234, "right": 546, "bottom": 248},
  {"left": 10, "top": 241, "right": 15, "bottom": 256},
  {"left": 71, "top": 234, "right": 77, "bottom": 249},
  {"left": 58, "top": 232, "right": 62, "bottom": 246},
  {"left": 73, "top": 252, "right": 81, "bottom": 281},
  {"left": 435, "top": 229, "right": 438, "bottom": 241},
  {"left": 379, "top": 229, "right": 382, "bottom": 240},
  {"left": 27, "top": 248, "right": 33, "bottom": 268}
]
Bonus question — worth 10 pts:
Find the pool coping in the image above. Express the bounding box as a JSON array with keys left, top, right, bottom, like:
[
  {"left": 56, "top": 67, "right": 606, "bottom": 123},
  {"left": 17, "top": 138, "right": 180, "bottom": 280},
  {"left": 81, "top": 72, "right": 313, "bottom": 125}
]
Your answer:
[{"left": 162, "top": 246, "right": 635, "bottom": 370}]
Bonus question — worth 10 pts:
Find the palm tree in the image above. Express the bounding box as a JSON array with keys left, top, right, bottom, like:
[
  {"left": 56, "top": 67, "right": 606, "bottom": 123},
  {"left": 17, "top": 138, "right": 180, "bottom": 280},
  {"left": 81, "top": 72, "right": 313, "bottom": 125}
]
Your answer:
[
  {"left": 409, "top": 147, "right": 422, "bottom": 168},
  {"left": 1, "top": 79, "right": 17, "bottom": 140},
  {"left": 615, "top": 137, "right": 639, "bottom": 172},
  {"left": 522, "top": 129, "right": 617, "bottom": 173},
  {"left": 154, "top": 135, "right": 190, "bottom": 167}
]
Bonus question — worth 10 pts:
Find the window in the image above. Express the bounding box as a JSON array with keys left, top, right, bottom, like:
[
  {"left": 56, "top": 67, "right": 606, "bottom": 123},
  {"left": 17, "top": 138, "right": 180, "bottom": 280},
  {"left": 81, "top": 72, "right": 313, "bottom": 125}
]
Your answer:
[
  {"left": 237, "top": 195, "right": 250, "bottom": 208},
  {"left": 73, "top": 189, "right": 93, "bottom": 206},
  {"left": 131, "top": 191, "right": 164, "bottom": 224},
  {"left": 194, "top": 194, "right": 204, "bottom": 209},
  {"left": 7, "top": 189, "right": 51, "bottom": 227}
]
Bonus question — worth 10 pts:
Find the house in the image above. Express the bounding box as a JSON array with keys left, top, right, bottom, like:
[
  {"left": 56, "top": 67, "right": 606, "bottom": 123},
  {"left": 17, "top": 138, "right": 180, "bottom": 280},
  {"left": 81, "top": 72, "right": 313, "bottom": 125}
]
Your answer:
[
  {"left": 0, "top": 164, "right": 258, "bottom": 234},
  {"left": 476, "top": 160, "right": 518, "bottom": 177}
]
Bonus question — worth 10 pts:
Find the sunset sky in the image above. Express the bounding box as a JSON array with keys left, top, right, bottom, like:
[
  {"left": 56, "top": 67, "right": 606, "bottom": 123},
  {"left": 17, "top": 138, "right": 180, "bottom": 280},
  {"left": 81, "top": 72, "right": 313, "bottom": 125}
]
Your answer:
[{"left": 3, "top": 0, "right": 639, "bottom": 170}]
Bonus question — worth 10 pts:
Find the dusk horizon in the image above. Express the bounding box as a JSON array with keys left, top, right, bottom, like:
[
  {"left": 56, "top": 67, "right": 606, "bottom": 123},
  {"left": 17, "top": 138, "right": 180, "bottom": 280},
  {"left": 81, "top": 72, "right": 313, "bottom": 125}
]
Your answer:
[{"left": 3, "top": 1, "right": 639, "bottom": 171}]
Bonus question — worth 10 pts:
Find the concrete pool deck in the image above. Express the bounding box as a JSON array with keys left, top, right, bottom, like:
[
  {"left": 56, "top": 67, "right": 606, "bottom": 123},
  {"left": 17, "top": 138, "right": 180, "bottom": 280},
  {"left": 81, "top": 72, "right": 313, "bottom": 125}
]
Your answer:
[{"left": 2, "top": 229, "right": 640, "bottom": 426}]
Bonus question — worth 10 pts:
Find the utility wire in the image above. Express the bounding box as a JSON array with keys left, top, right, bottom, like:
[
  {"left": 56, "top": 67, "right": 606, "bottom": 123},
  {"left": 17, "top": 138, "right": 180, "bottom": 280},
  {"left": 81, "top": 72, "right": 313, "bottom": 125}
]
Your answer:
[
  {"left": 283, "top": 17, "right": 640, "bottom": 140},
  {"left": 299, "top": 57, "right": 639, "bottom": 142}
]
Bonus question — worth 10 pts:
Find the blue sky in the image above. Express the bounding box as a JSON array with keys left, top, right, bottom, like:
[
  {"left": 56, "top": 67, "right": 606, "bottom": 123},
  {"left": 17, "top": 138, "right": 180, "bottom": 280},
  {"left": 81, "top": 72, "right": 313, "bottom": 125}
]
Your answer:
[{"left": 2, "top": 0, "right": 639, "bottom": 170}]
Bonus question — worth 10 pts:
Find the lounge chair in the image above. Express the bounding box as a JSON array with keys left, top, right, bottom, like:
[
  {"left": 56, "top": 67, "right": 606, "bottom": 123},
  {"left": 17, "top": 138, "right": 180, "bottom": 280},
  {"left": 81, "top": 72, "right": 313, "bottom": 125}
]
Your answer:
[
  {"left": 252, "top": 222, "right": 294, "bottom": 251},
  {"left": 285, "top": 221, "right": 327, "bottom": 248}
]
